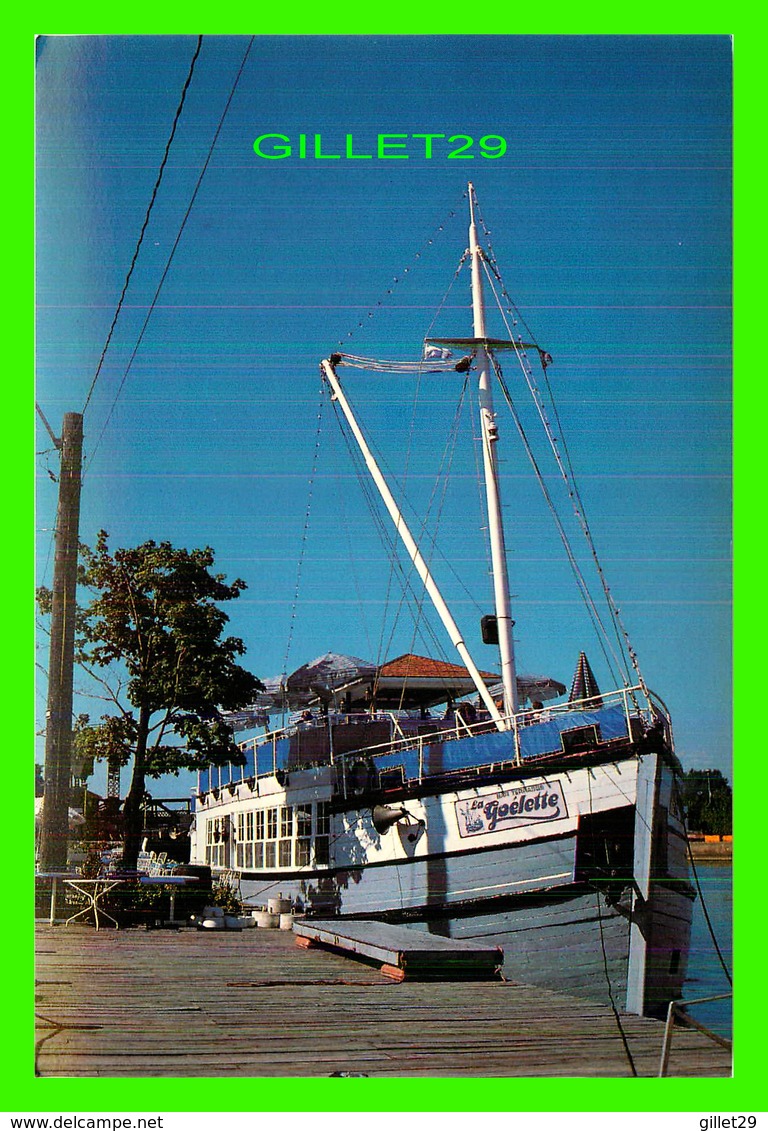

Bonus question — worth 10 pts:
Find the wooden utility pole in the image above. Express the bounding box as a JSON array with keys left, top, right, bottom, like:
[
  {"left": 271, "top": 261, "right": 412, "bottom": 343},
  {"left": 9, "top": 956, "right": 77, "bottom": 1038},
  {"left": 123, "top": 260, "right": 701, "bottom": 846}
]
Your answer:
[{"left": 38, "top": 412, "right": 83, "bottom": 872}]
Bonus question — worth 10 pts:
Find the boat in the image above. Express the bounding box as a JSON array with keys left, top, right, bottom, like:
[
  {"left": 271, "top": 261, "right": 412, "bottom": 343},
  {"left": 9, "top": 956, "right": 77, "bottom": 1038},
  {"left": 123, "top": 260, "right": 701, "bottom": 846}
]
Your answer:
[{"left": 189, "top": 183, "right": 695, "bottom": 1018}]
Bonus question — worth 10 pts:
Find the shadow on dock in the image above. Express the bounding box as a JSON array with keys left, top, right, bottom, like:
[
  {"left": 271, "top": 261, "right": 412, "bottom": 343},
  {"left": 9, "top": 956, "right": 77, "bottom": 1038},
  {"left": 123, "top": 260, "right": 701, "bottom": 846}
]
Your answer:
[{"left": 34, "top": 924, "right": 732, "bottom": 1078}]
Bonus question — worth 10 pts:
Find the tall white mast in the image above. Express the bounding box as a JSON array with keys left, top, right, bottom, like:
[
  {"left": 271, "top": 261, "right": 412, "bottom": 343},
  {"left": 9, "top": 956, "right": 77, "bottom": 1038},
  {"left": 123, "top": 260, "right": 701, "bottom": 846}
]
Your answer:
[
  {"left": 468, "top": 182, "right": 519, "bottom": 716},
  {"left": 320, "top": 358, "right": 506, "bottom": 732}
]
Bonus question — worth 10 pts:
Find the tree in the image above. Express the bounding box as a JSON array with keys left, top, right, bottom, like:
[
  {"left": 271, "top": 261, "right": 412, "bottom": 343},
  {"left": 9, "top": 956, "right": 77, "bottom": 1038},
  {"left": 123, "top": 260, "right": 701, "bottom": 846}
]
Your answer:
[
  {"left": 37, "top": 531, "right": 263, "bottom": 870},
  {"left": 682, "top": 768, "right": 732, "bottom": 836}
]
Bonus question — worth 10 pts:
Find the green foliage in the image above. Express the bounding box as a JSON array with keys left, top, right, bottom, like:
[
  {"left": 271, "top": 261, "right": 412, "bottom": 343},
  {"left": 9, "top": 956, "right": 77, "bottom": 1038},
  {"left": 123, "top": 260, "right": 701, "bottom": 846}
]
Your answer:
[
  {"left": 73, "top": 713, "right": 131, "bottom": 770},
  {"left": 36, "top": 531, "right": 263, "bottom": 868},
  {"left": 211, "top": 881, "right": 242, "bottom": 914},
  {"left": 682, "top": 768, "right": 732, "bottom": 836},
  {"left": 40, "top": 530, "right": 263, "bottom": 771}
]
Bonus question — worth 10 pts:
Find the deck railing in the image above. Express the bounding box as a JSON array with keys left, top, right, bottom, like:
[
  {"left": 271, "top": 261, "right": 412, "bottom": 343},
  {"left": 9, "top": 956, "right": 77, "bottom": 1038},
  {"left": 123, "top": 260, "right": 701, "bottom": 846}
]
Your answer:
[
  {"left": 198, "top": 683, "right": 671, "bottom": 801},
  {"left": 334, "top": 683, "right": 664, "bottom": 789},
  {"left": 658, "top": 993, "right": 732, "bottom": 1076}
]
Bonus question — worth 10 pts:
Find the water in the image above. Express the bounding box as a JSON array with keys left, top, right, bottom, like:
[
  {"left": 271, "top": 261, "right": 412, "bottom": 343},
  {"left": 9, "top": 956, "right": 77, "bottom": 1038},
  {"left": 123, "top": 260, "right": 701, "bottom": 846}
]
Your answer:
[{"left": 683, "top": 861, "right": 732, "bottom": 1039}]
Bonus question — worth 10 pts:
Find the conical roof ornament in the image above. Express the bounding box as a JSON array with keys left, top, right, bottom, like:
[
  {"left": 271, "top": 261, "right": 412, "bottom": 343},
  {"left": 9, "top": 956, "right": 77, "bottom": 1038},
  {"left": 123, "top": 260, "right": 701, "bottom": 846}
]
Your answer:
[{"left": 569, "top": 651, "right": 603, "bottom": 708}]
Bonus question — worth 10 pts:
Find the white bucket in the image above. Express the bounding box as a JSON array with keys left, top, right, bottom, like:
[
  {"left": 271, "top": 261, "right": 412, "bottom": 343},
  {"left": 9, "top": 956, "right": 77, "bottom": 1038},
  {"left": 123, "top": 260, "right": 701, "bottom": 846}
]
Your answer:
[
  {"left": 279, "top": 912, "right": 294, "bottom": 931},
  {"left": 267, "top": 897, "right": 291, "bottom": 915}
]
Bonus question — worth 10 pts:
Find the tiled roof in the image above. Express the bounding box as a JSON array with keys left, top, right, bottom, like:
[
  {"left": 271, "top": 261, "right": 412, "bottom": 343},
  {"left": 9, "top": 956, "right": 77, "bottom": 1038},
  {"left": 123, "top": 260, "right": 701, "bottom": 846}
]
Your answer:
[{"left": 378, "top": 653, "right": 498, "bottom": 681}]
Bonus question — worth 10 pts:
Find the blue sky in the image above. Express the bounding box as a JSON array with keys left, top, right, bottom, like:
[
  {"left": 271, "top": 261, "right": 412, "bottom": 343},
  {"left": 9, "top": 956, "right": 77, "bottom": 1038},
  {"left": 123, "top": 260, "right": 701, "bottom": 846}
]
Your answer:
[{"left": 35, "top": 34, "right": 732, "bottom": 793}]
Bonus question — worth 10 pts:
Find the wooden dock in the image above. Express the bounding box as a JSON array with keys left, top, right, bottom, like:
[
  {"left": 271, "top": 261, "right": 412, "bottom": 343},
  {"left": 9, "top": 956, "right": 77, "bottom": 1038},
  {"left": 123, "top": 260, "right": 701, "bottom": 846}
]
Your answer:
[{"left": 34, "top": 923, "right": 732, "bottom": 1078}]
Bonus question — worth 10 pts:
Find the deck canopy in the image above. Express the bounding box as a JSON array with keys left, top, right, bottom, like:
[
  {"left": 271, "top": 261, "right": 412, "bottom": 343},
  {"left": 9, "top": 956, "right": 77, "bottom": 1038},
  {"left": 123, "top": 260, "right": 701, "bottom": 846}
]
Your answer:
[
  {"left": 252, "top": 652, "right": 377, "bottom": 712},
  {"left": 489, "top": 675, "right": 567, "bottom": 706},
  {"left": 238, "top": 651, "right": 566, "bottom": 719}
]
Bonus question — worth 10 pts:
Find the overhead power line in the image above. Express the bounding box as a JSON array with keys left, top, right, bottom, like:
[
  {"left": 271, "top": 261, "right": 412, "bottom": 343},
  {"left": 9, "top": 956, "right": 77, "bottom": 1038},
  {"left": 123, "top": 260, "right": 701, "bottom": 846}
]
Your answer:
[
  {"left": 85, "top": 35, "right": 256, "bottom": 474},
  {"left": 81, "top": 36, "right": 204, "bottom": 416}
]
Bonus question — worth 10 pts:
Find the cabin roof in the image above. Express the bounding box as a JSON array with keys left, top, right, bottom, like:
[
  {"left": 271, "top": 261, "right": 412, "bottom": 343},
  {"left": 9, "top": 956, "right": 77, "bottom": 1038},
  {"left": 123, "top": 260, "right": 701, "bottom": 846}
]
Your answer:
[
  {"left": 378, "top": 653, "right": 498, "bottom": 681},
  {"left": 326, "top": 652, "right": 500, "bottom": 711}
]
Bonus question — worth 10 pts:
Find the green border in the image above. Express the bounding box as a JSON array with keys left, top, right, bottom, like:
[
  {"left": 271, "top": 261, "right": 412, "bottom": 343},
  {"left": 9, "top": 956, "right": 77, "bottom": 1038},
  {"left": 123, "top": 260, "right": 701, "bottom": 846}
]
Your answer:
[{"left": 14, "top": 13, "right": 754, "bottom": 1115}]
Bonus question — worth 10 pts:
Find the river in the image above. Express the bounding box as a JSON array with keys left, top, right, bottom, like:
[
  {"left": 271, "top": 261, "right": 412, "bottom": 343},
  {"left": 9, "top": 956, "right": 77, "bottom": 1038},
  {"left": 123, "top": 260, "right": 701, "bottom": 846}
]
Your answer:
[{"left": 683, "top": 861, "right": 732, "bottom": 1039}]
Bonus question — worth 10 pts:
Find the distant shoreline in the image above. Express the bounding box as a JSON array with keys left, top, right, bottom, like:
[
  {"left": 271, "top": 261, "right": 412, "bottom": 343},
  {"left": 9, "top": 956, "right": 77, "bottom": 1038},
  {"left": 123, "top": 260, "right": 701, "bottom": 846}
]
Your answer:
[{"left": 688, "top": 838, "right": 732, "bottom": 862}]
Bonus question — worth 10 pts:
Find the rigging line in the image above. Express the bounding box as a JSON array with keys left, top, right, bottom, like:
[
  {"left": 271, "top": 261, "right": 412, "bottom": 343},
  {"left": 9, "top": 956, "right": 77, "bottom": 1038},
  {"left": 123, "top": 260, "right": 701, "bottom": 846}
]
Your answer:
[
  {"left": 339, "top": 371, "right": 472, "bottom": 685},
  {"left": 330, "top": 449, "right": 453, "bottom": 687},
  {"left": 422, "top": 250, "right": 470, "bottom": 346},
  {"left": 326, "top": 376, "right": 481, "bottom": 694},
  {"left": 330, "top": 401, "right": 442, "bottom": 659},
  {"left": 374, "top": 363, "right": 475, "bottom": 679},
  {"left": 327, "top": 397, "right": 415, "bottom": 621},
  {"left": 683, "top": 814, "right": 732, "bottom": 986},
  {"left": 402, "top": 377, "right": 470, "bottom": 627},
  {"left": 467, "top": 392, "right": 494, "bottom": 595},
  {"left": 481, "top": 262, "right": 646, "bottom": 696},
  {"left": 502, "top": 356, "right": 633, "bottom": 684},
  {"left": 474, "top": 201, "right": 540, "bottom": 349},
  {"left": 483, "top": 262, "right": 632, "bottom": 688},
  {"left": 281, "top": 379, "right": 325, "bottom": 683},
  {"left": 496, "top": 365, "right": 623, "bottom": 687},
  {"left": 329, "top": 396, "right": 404, "bottom": 674},
  {"left": 327, "top": 397, "right": 453, "bottom": 674},
  {"left": 537, "top": 356, "right": 647, "bottom": 694},
  {"left": 490, "top": 353, "right": 626, "bottom": 688},
  {"left": 397, "top": 375, "right": 471, "bottom": 710},
  {"left": 375, "top": 356, "right": 425, "bottom": 674},
  {"left": 366, "top": 389, "right": 487, "bottom": 638},
  {"left": 331, "top": 367, "right": 429, "bottom": 678},
  {"left": 337, "top": 188, "right": 468, "bottom": 349},
  {"left": 83, "top": 36, "right": 256, "bottom": 475},
  {"left": 328, "top": 403, "right": 376, "bottom": 664},
  {"left": 349, "top": 385, "right": 473, "bottom": 567},
  {"left": 81, "top": 36, "right": 204, "bottom": 417}
]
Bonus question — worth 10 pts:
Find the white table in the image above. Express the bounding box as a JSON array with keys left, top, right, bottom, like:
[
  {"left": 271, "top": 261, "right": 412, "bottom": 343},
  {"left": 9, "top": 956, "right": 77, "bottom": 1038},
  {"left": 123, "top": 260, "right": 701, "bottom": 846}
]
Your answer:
[{"left": 61, "top": 877, "right": 126, "bottom": 930}]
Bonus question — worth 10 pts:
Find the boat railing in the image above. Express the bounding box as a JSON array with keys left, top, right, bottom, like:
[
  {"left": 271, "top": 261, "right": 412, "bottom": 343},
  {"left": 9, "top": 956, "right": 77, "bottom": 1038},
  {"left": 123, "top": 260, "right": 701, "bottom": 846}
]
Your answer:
[
  {"left": 658, "top": 993, "right": 732, "bottom": 1076},
  {"left": 197, "top": 683, "right": 667, "bottom": 800},
  {"left": 334, "top": 683, "right": 661, "bottom": 798}
]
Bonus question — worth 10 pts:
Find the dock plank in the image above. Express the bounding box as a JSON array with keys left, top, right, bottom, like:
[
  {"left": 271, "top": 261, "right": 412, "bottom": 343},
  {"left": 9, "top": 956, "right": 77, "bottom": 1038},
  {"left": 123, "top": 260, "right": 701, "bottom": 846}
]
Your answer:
[{"left": 34, "top": 924, "right": 731, "bottom": 1078}]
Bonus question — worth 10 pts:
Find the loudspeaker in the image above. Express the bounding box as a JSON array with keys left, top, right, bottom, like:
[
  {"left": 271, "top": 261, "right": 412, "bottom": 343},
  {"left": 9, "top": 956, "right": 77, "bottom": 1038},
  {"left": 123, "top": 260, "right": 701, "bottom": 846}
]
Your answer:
[
  {"left": 371, "top": 804, "right": 409, "bottom": 834},
  {"left": 481, "top": 614, "right": 498, "bottom": 644}
]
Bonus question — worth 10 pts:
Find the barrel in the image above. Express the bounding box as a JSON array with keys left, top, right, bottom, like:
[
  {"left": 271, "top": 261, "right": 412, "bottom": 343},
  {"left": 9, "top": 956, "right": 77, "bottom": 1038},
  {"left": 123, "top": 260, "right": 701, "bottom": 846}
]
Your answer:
[
  {"left": 252, "top": 910, "right": 279, "bottom": 928},
  {"left": 267, "top": 896, "right": 291, "bottom": 915}
]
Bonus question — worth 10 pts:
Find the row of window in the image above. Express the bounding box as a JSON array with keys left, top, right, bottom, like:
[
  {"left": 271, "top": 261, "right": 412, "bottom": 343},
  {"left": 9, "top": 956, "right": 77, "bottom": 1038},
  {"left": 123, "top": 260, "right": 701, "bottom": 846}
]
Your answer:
[{"left": 205, "top": 802, "right": 331, "bottom": 870}]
